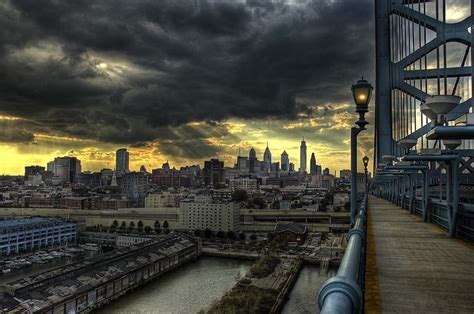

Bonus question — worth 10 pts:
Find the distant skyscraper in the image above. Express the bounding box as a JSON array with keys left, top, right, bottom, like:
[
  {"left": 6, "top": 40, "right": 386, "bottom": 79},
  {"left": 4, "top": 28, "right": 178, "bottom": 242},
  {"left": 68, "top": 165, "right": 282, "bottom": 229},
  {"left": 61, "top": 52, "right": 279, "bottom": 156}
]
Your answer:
[
  {"left": 48, "top": 157, "right": 81, "bottom": 183},
  {"left": 263, "top": 143, "right": 272, "bottom": 172},
  {"left": 310, "top": 152, "right": 317, "bottom": 174},
  {"left": 299, "top": 139, "right": 307, "bottom": 173},
  {"left": 24, "top": 165, "right": 45, "bottom": 180},
  {"left": 281, "top": 151, "right": 289, "bottom": 171},
  {"left": 237, "top": 156, "right": 248, "bottom": 173},
  {"left": 249, "top": 148, "right": 257, "bottom": 173},
  {"left": 289, "top": 163, "right": 295, "bottom": 172},
  {"left": 204, "top": 159, "right": 224, "bottom": 186},
  {"left": 116, "top": 148, "right": 129, "bottom": 173}
]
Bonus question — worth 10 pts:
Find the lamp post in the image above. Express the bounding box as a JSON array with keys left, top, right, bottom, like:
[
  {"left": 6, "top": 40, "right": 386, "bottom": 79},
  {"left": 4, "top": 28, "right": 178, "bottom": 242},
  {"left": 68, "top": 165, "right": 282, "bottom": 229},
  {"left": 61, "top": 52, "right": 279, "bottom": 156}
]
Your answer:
[
  {"left": 363, "top": 155, "right": 369, "bottom": 202},
  {"left": 350, "top": 78, "right": 373, "bottom": 224}
]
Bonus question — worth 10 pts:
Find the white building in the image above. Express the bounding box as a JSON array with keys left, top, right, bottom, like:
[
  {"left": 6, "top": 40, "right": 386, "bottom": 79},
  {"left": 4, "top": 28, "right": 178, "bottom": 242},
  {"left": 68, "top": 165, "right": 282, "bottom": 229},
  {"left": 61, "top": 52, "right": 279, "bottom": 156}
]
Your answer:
[
  {"left": 145, "top": 192, "right": 179, "bottom": 208},
  {"left": 25, "top": 174, "right": 43, "bottom": 187},
  {"left": 229, "top": 178, "right": 258, "bottom": 192},
  {"left": 179, "top": 200, "right": 239, "bottom": 231},
  {"left": 116, "top": 234, "right": 153, "bottom": 246}
]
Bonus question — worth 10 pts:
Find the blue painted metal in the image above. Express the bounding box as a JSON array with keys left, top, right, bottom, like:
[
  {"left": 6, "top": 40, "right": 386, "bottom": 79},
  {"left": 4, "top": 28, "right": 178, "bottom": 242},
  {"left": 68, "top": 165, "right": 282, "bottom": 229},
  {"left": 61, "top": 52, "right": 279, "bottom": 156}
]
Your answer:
[{"left": 318, "top": 198, "right": 367, "bottom": 314}]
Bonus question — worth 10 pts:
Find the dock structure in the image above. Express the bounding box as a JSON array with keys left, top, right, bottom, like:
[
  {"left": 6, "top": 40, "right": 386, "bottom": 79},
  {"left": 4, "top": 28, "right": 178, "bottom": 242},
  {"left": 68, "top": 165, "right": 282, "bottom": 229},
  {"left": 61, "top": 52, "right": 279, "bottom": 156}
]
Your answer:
[
  {"left": 365, "top": 196, "right": 474, "bottom": 313},
  {"left": 0, "top": 232, "right": 201, "bottom": 313}
]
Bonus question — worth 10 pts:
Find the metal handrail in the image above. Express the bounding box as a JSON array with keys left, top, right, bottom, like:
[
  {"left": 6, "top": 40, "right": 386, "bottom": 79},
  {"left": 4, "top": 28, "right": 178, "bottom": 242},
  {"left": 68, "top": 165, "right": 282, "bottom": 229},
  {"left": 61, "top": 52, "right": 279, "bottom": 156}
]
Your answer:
[{"left": 317, "top": 197, "right": 367, "bottom": 314}]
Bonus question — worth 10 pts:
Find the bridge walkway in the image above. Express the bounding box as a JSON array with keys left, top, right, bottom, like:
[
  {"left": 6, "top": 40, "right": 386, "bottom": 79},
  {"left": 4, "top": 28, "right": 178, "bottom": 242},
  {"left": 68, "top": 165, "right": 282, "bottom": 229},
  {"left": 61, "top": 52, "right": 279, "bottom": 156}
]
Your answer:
[{"left": 365, "top": 195, "right": 474, "bottom": 313}]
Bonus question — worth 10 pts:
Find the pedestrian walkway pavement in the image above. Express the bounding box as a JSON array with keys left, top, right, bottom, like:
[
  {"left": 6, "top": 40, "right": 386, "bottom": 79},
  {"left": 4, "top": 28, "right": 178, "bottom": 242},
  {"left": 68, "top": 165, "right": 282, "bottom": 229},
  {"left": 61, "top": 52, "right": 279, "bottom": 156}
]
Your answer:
[{"left": 365, "top": 195, "right": 474, "bottom": 313}]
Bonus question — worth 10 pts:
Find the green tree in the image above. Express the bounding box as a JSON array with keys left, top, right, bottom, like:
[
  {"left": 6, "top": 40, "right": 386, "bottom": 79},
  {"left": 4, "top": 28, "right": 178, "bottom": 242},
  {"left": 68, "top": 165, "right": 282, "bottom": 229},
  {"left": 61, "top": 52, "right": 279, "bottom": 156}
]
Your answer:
[
  {"left": 144, "top": 226, "right": 152, "bottom": 234},
  {"left": 163, "top": 228, "right": 170, "bottom": 234},
  {"left": 128, "top": 221, "right": 135, "bottom": 232},
  {"left": 137, "top": 220, "right": 144, "bottom": 232},
  {"left": 194, "top": 229, "right": 202, "bottom": 237},
  {"left": 226, "top": 230, "right": 235, "bottom": 240},
  {"left": 110, "top": 220, "right": 118, "bottom": 232},
  {"left": 120, "top": 221, "right": 127, "bottom": 233},
  {"left": 250, "top": 197, "right": 266, "bottom": 209},
  {"left": 250, "top": 234, "right": 257, "bottom": 241},
  {"left": 238, "top": 233, "right": 246, "bottom": 241},
  {"left": 154, "top": 220, "right": 161, "bottom": 234},
  {"left": 216, "top": 230, "right": 225, "bottom": 239},
  {"left": 203, "top": 228, "right": 213, "bottom": 239},
  {"left": 231, "top": 190, "right": 248, "bottom": 202},
  {"left": 163, "top": 220, "right": 169, "bottom": 229},
  {"left": 266, "top": 232, "right": 274, "bottom": 242}
]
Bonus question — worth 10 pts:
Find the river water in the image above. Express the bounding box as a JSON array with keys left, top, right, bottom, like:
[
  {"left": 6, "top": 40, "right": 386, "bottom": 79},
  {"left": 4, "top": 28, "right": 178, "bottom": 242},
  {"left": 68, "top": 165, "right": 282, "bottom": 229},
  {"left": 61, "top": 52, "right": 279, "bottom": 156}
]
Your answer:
[
  {"left": 100, "top": 258, "right": 334, "bottom": 314},
  {"left": 1, "top": 255, "right": 334, "bottom": 314},
  {"left": 99, "top": 257, "right": 252, "bottom": 314},
  {"left": 282, "top": 265, "right": 337, "bottom": 314}
]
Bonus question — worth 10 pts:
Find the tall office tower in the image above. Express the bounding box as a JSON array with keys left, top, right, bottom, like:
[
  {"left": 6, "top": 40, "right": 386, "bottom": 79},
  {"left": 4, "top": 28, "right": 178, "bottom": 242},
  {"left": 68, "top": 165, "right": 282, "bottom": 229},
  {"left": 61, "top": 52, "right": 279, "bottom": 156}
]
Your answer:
[
  {"left": 203, "top": 159, "right": 224, "bottom": 186},
  {"left": 263, "top": 143, "right": 272, "bottom": 172},
  {"left": 48, "top": 157, "right": 81, "bottom": 183},
  {"left": 299, "top": 139, "right": 307, "bottom": 173},
  {"left": 289, "top": 163, "right": 295, "bottom": 172},
  {"left": 249, "top": 148, "right": 257, "bottom": 173},
  {"left": 281, "top": 151, "right": 289, "bottom": 171},
  {"left": 310, "top": 152, "right": 317, "bottom": 174},
  {"left": 116, "top": 148, "right": 129, "bottom": 173}
]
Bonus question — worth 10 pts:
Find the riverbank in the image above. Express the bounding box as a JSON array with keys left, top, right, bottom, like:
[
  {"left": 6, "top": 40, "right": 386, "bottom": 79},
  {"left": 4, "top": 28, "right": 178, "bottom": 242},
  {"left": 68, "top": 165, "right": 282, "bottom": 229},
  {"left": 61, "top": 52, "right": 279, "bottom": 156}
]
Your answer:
[{"left": 205, "top": 255, "right": 302, "bottom": 313}]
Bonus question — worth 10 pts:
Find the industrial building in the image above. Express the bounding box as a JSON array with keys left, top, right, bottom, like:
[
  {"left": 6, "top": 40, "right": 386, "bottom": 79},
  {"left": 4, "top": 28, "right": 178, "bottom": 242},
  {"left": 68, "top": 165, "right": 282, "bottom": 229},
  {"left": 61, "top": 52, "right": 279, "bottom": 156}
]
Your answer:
[
  {"left": 0, "top": 217, "right": 77, "bottom": 256},
  {"left": 0, "top": 232, "right": 200, "bottom": 313}
]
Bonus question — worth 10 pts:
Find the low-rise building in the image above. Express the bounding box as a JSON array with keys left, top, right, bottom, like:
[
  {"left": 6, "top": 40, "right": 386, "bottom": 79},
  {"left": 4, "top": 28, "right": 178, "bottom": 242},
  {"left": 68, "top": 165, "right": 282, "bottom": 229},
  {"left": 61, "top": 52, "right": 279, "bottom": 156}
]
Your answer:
[
  {"left": 229, "top": 178, "right": 258, "bottom": 191},
  {"left": 273, "top": 221, "right": 308, "bottom": 245},
  {"left": 116, "top": 234, "right": 153, "bottom": 246},
  {"left": 145, "top": 192, "right": 179, "bottom": 208}
]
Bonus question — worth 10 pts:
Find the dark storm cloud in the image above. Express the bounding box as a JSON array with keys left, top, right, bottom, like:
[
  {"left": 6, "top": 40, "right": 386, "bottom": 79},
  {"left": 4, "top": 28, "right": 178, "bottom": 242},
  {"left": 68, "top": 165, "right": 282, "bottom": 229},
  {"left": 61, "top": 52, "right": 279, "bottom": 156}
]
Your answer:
[{"left": 0, "top": 0, "right": 374, "bottom": 150}]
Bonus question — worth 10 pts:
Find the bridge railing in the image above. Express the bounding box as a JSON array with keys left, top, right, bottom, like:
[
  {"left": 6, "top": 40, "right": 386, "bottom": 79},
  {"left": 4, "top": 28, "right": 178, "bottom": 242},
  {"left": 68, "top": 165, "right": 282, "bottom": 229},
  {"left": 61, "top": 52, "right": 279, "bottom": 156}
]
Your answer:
[
  {"left": 317, "top": 196, "right": 367, "bottom": 314},
  {"left": 381, "top": 194, "right": 474, "bottom": 242}
]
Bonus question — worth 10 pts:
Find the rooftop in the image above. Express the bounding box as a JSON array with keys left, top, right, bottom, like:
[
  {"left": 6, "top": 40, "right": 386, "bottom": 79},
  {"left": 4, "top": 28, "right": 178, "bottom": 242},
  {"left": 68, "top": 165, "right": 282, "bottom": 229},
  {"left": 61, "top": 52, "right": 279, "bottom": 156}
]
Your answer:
[{"left": 0, "top": 217, "right": 75, "bottom": 233}]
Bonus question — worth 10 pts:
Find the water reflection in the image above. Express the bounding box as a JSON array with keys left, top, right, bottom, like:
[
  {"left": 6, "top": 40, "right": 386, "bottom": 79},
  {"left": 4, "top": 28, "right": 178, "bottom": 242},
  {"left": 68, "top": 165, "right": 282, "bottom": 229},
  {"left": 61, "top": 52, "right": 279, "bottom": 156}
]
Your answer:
[
  {"left": 282, "top": 265, "right": 337, "bottom": 314},
  {"left": 99, "top": 257, "right": 252, "bottom": 314}
]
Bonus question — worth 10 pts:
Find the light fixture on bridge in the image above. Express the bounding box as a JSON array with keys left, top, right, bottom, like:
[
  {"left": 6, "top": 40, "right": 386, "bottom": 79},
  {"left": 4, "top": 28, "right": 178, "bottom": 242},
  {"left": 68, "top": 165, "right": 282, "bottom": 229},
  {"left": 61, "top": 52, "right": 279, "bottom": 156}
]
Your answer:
[
  {"left": 363, "top": 155, "right": 369, "bottom": 169},
  {"left": 349, "top": 77, "right": 373, "bottom": 224},
  {"left": 351, "top": 77, "right": 373, "bottom": 119},
  {"left": 398, "top": 138, "right": 417, "bottom": 155},
  {"left": 382, "top": 155, "right": 396, "bottom": 165},
  {"left": 424, "top": 95, "right": 461, "bottom": 125},
  {"left": 443, "top": 139, "right": 462, "bottom": 150}
]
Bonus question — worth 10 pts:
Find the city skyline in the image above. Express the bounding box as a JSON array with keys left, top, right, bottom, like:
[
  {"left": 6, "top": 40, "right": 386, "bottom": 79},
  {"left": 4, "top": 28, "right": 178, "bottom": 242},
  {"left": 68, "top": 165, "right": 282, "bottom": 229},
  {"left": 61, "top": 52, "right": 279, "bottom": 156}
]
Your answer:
[
  {"left": 0, "top": 0, "right": 376, "bottom": 176},
  {"left": 9, "top": 138, "right": 333, "bottom": 175}
]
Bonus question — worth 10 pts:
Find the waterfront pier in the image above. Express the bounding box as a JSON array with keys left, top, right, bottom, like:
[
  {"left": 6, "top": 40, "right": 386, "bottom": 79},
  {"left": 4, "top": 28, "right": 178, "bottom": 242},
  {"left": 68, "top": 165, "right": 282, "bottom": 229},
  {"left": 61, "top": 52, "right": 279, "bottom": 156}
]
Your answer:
[{"left": 0, "top": 232, "right": 200, "bottom": 313}]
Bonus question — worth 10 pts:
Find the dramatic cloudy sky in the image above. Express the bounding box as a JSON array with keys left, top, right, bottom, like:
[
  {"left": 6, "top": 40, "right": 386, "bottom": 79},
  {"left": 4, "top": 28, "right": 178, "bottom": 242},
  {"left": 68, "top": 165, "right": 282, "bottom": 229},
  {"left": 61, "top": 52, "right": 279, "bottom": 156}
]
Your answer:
[{"left": 0, "top": 0, "right": 380, "bottom": 174}]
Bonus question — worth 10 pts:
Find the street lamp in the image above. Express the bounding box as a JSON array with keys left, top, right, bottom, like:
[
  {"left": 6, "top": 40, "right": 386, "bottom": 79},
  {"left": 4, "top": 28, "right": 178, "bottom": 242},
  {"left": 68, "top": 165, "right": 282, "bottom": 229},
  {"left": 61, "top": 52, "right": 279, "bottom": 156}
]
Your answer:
[
  {"left": 350, "top": 78, "right": 373, "bottom": 224},
  {"left": 363, "top": 155, "right": 369, "bottom": 202}
]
